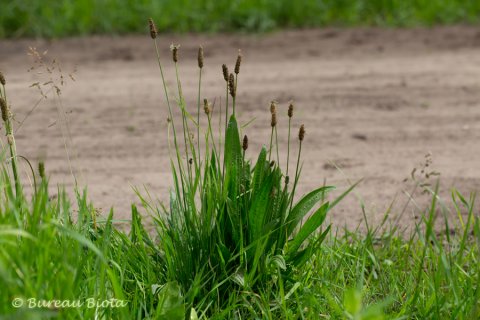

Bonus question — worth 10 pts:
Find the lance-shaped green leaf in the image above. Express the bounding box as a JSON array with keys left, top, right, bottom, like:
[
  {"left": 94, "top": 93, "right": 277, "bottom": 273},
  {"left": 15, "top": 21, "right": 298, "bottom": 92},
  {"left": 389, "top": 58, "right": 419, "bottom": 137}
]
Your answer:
[
  {"left": 286, "top": 186, "right": 335, "bottom": 236},
  {"left": 223, "top": 115, "right": 242, "bottom": 199},
  {"left": 251, "top": 146, "right": 268, "bottom": 197},
  {"left": 248, "top": 172, "right": 275, "bottom": 242},
  {"left": 287, "top": 201, "right": 329, "bottom": 256}
]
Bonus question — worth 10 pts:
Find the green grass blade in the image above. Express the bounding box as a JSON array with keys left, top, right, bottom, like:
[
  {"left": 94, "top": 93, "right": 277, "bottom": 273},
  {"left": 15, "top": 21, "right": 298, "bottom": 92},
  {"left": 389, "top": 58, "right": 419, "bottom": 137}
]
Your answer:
[
  {"left": 286, "top": 186, "right": 335, "bottom": 236},
  {"left": 287, "top": 201, "right": 329, "bottom": 256}
]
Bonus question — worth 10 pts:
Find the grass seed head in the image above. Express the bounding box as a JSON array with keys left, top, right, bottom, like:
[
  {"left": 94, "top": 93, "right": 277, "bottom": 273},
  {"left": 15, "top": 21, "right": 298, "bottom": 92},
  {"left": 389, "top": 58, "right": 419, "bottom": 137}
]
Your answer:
[
  {"left": 234, "top": 50, "right": 242, "bottom": 74},
  {"left": 38, "top": 161, "right": 45, "bottom": 179},
  {"left": 299, "top": 124, "right": 305, "bottom": 141},
  {"left": 228, "top": 73, "right": 236, "bottom": 97},
  {"left": 222, "top": 64, "right": 229, "bottom": 82},
  {"left": 148, "top": 18, "right": 157, "bottom": 39},
  {"left": 288, "top": 102, "right": 294, "bottom": 118},
  {"left": 270, "top": 101, "right": 276, "bottom": 114},
  {"left": 0, "top": 71, "right": 5, "bottom": 85},
  {"left": 170, "top": 44, "right": 179, "bottom": 62},
  {"left": 203, "top": 98, "right": 211, "bottom": 115},
  {"left": 271, "top": 112, "right": 277, "bottom": 127},
  {"left": 0, "top": 97, "right": 8, "bottom": 122},
  {"left": 198, "top": 46, "right": 204, "bottom": 69},
  {"left": 243, "top": 135, "right": 248, "bottom": 151},
  {"left": 285, "top": 175, "right": 290, "bottom": 185}
]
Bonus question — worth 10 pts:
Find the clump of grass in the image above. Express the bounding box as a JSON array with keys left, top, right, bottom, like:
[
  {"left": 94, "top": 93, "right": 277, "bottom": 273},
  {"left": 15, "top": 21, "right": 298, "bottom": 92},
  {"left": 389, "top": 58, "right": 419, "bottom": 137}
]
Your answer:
[
  {"left": 144, "top": 18, "right": 355, "bottom": 317},
  {"left": 0, "top": 122, "right": 166, "bottom": 318}
]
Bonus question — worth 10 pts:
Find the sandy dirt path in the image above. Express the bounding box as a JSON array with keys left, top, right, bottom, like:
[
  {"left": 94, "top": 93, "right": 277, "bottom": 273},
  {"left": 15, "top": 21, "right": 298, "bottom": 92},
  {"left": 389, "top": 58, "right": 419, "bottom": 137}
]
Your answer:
[{"left": 1, "top": 26, "right": 480, "bottom": 230}]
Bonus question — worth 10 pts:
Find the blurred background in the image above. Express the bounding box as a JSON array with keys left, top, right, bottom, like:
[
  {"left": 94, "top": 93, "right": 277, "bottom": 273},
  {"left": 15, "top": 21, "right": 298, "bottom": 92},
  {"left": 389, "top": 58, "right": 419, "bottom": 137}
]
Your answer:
[{"left": 2, "top": 0, "right": 480, "bottom": 38}]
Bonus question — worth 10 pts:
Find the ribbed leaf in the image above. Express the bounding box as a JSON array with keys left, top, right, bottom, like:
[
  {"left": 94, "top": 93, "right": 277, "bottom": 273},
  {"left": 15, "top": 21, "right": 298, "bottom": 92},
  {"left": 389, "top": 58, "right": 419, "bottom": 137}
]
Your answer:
[
  {"left": 289, "top": 226, "right": 330, "bottom": 267},
  {"left": 287, "top": 201, "right": 329, "bottom": 256},
  {"left": 251, "top": 146, "right": 268, "bottom": 197},
  {"left": 248, "top": 172, "right": 274, "bottom": 242},
  {"left": 286, "top": 186, "right": 335, "bottom": 236},
  {"left": 224, "top": 115, "right": 242, "bottom": 199},
  {"left": 268, "top": 254, "right": 286, "bottom": 271}
]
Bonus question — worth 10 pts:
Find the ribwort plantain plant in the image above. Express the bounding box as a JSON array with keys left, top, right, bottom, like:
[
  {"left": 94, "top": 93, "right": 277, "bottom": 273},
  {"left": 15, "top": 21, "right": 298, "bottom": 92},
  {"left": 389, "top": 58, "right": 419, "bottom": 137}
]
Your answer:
[{"left": 145, "top": 19, "right": 356, "bottom": 315}]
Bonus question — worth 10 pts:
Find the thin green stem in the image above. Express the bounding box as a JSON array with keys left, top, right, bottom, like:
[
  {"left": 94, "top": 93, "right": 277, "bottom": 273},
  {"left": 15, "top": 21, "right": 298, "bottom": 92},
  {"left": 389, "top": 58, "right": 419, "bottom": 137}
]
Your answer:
[
  {"left": 222, "top": 85, "right": 228, "bottom": 179},
  {"left": 268, "top": 127, "right": 274, "bottom": 162},
  {"left": 286, "top": 117, "right": 291, "bottom": 177},
  {"left": 1, "top": 84, "right": 21, "bottom": 199},
  {"left": 173, "top": 62, "right": 190, "bottom": 176},
  {"left": 152, "top": 39, "right": 186, "bottom": 210},
  {"left": 289, "top": 141, "right": 302, "bottom": 211},
  {"left": 174, "top": 60, "right": 199, "bottom": 192},
  {"left": 275, "top": 126, "right": 280, "bottom": 167},
  {"left": 233, "top": 74, "right": 238, "bottom": 116},
  {"left": 197, "top": 68, "right": 202, "bottom": 172}
]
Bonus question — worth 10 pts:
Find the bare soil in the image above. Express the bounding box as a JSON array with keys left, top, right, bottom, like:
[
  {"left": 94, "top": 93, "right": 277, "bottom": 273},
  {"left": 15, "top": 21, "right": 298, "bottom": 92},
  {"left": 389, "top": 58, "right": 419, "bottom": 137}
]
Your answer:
[{"left": 2, "top": 26, "right": 480, "bottom": 230}]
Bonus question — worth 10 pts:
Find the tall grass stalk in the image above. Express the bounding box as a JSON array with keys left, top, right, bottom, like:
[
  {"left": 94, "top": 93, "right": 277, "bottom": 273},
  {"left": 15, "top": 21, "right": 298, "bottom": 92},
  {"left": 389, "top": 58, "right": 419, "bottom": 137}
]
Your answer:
[
  {"left": 197, "top": 46, "right": 203, "bottom": 172},
  {"left": 0, "top": 76, "right": 21, "bottom": 198}
]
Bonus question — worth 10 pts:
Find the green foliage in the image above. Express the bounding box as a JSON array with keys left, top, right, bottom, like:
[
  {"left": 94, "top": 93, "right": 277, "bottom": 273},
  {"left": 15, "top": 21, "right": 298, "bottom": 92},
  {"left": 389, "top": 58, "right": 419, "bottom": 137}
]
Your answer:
[
  {"left": 2, "top": 0, "right": 480, "bottom": 38},
  {"left": 0, "top": 29, "right": 479, "bottom": 319},
  {"left": 0, "top": 172, "right": 167, "bottom": 318},
  {"left": 142, "top": 36, "right": 346, "bottom": 316}
]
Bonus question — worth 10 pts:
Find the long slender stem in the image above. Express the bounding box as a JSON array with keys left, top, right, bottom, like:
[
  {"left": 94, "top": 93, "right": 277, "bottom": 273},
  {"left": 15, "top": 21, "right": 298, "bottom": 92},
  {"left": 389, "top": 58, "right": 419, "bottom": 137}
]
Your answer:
[
  {"left": 173, "top": 64, "right": 188, "bottom": 154},
  {"left": 233, "top": 74, "right": 238, "bottom": 116},
  {"left": 268, "top": 127, "right": 274, "bottom": 162},
  {"left": 275, "top": 127, "right": 280, "bottom": 166},
  {"left": 1, "top": 84, "right": 21, "bottom": 198},
  {"left": 289, "top": 142, "right": 302, "bottom": 211},
  {"left": 197, "top": 68, "right": 202, "bottom": 171},
  {"left": 286, "top": 117, "right": 291, "bottom": 177},
  {"left": 222, "top": 84, "right": 228, "bottom": 179},
  {"left": 152, "top": 40, "right": 186, "bottom": 210},
  {"left": 224, "top": 84, "right": 229, "bottom": 135}
]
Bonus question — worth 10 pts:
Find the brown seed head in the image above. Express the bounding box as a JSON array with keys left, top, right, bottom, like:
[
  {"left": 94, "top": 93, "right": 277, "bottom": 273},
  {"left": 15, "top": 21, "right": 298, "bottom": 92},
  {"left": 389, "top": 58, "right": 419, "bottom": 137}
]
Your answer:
[
  {"left": 203, "top": 99, "right": 211, "bottom": 115},
  {"left": 299, "top": 124, "right": 305, "bottom": 141},
  {"left": 285, "top": 175, "right": 290, "bottom": 185},
  {"left": 38, "top": 161, "right": 45, "bottom": 179},
  {"left": 170, "top": 44, "right": 179, "bottom": 63},
  {"left": 234, "top": 50, "right": 242, "bottom": 74},
  {"left": 0, "top": 71, "right": 5, "bottom": 86},
  {"left": 288, "top": 102, "right": 293, "bottom": 118},
  {"left": 198, "top": 46, "right": 204, "bottom": 68},
  {"left": 222, "top": 64, "right": 229, "bottom": 82},
  {"left": 228, "top": 73, "right": 236, "bottom": 97},
  {"left": 270, "top": 160, "right": 275, "bottom": 167},
  {"left": 189, "top": 158, "right": 193, "bottom": 165},
  {"left": 270, "top": 101, "right": 276, "bottom": 114},
  {"left": 148, "top": 18, "right": 157, "bottom": 39},
  {"left": 0, "top": 97, "right": 8, "bottom": 122},
  {"left": 242, "top": 135, "right": 248, "bottom": 151},
  {"left": 271, "top": 112, "right": 277, "bottom": 127}
]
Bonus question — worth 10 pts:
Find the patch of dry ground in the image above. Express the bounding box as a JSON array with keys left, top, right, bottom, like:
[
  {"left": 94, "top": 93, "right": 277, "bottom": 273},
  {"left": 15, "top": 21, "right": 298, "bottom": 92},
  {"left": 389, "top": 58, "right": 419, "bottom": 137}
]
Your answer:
[{"left": 1, "top": 26, "right": 480, "bottom": 230}]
